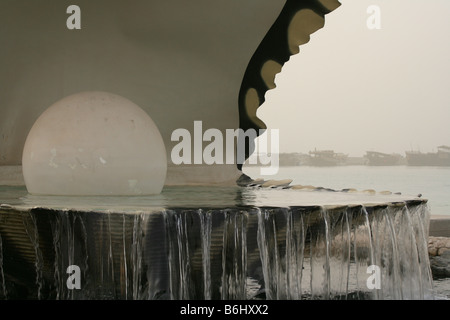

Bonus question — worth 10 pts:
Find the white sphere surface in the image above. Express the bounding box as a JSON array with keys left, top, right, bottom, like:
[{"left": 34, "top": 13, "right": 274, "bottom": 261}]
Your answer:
[{"left": 22, "top": 91, "right": 167, "bottom": 195}]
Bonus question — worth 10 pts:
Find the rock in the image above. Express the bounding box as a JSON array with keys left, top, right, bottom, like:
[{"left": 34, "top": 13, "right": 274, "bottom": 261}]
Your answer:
[
  {"left": 429, "top": 255, "right": 450, "bottom": 279},
  {"left": 437, "top": 238, "right": 448, "bottom": 248},
  {"left": 429, "top": 240, "right": 450, "bottom": 279},
  {"left": 429, "top": 246, "right": 439, "bottom": 257},
  {"left": 441, "top": 250, "right": 450, "bottom": 259},
  {"left": 428, "top": 236, "right": 450, "bottom": 256},
  {"left": 428, "top": 236, "right": 450, "bottom": 278}
]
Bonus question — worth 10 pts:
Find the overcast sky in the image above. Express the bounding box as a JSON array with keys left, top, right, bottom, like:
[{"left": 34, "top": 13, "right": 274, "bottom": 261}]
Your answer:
[{"left": 257, "top": 0, "right": 450, "bottom": 157}]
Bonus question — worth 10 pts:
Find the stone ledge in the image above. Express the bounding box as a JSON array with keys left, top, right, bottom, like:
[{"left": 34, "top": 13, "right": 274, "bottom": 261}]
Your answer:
[{"left": 430, "top": 216, "right": 450, "bottom": 237}]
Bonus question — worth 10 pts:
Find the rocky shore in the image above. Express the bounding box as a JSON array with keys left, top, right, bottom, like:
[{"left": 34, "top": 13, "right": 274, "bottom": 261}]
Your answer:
[{"left": 428, "top": 236, "right": 450, "bottom": 278}]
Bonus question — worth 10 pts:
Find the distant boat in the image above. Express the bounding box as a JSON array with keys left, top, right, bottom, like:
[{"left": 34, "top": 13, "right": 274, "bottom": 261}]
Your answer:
[
  {"left": 365, "top": 151, "right": 403, "bottom": 166},
  {"left": 307, "top": 149, "right": 348, "bottom": 166},
  {"left": 405, "top": 145, "right": 450, "bottom": 166}
]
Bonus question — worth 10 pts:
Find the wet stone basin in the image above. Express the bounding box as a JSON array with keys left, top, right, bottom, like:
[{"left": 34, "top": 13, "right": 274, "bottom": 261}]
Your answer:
[{"left": 0, "top": 185, "right": 434, "bottom": 300}]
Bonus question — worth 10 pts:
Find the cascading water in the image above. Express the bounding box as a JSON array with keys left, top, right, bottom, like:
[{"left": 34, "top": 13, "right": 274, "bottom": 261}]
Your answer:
[
  {"left": 0, "top": 186, "right": 436, "bottom": 300},
  {"left": 131, "top": 213, "right": 146, "bottom": 300},
  {"left": 199, "top": 209, "right": 212, "bottom": 300},
  {"left": 0, "top": 233, "right": 7, "bottom": 299}
]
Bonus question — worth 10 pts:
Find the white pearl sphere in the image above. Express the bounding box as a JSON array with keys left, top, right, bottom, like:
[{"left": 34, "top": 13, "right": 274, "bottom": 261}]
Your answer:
[{"left": 22, "top": 91, "right": 167, "bottom": 195}]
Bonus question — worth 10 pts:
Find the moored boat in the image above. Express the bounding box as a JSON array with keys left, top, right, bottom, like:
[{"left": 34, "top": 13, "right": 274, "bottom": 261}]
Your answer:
[
  {"left": 406, "top": 146, "right": 450, "bottom": 166},
  {"left": 306, "top": 149, "right": 348, "bottom": 166},
  {"left": 365, "top": 151, "right": 403, "bottom": 166}
]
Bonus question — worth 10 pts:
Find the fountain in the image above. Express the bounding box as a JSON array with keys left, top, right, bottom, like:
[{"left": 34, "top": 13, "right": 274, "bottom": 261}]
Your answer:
[
  {"left": 0, "top": 185, "right": 434, "bottom": 300},
  {"left": 0, "top": 0, "right": 436, "bottom": 300}
]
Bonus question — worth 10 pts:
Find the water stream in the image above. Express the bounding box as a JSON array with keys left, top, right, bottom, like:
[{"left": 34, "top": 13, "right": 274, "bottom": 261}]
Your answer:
[{"left": 0, "top": 186, "right": 437, "bottom": 300}]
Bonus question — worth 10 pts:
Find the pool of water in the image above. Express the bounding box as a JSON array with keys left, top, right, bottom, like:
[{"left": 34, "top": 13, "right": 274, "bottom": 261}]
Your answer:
[
  {"left": 433, "top": 278, "right": 450, "bottom": 300},
  {"left": 244, "top": 165, "right": 450, "bottom": 216},
  {"left": 1, "top": 184, "right": 425, "bottom": 212}
]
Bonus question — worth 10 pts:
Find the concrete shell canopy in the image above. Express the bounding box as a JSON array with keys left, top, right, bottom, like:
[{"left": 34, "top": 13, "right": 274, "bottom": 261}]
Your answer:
[{"left": 0, "top": 0, "right": 341, "bottom": 186}]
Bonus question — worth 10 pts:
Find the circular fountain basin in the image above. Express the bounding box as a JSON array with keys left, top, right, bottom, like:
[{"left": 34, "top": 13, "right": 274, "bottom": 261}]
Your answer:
[{"left": 0, "top": 184, "right": 433, "bottom": 300}]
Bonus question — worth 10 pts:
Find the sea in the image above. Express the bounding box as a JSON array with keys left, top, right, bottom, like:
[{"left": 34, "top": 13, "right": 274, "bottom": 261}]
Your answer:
[{"left": 243, "top": 165, "right": 450, "bottom": 217}]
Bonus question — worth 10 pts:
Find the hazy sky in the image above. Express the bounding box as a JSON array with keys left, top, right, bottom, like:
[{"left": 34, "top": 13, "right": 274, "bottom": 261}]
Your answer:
[{"left": 257, "top": 0, "right": 450, "bottom": 157}]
